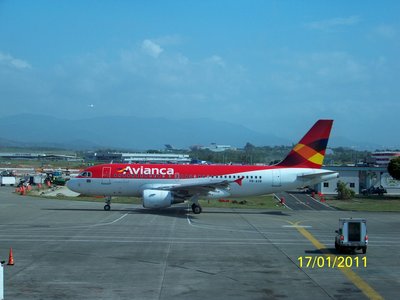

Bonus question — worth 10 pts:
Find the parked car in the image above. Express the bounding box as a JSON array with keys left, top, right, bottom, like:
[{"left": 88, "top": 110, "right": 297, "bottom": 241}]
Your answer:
[{"left": 361, "top": 185, "right": 386, "bottom": 196}]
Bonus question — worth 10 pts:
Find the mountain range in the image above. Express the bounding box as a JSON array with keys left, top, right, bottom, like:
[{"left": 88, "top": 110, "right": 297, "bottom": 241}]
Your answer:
[
  {"left": 0, "top": 114, "right": 387, "bottom": 151},
  {"left": 0, "top": 114, "right": 288, "bottom": 150}
]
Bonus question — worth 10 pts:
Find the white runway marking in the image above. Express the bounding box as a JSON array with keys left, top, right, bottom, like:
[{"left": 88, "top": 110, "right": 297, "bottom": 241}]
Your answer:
[
  {"left": 282, "top": 225, "right": 312, "bottom": 228},
  {"left": 90, "top": 213, "right": 128, "bottom": 227},
  {"left": 0, "top": 213, "right": 129, "bottom": 231}
]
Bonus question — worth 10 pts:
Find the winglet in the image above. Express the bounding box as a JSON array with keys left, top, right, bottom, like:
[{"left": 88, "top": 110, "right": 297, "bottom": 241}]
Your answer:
[{"left": 277, "top": 120, "right": 333, "bottom": 168}]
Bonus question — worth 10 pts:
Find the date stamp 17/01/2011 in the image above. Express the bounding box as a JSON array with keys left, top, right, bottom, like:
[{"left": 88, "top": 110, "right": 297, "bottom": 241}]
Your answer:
[{"left": 298, "top": 256, "right": 367, "bottom": 269}]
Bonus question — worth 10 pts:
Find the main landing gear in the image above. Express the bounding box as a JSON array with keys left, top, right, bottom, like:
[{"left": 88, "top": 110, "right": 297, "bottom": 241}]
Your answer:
[
  {"left": 191, "top": 203, "right": 202, "bottom": 214},
  {"left": 104, "top": 196, "right": 111, "bottom": 211},
  {"left": 190, "top": 195, "right": 202, "bottom": 214}
]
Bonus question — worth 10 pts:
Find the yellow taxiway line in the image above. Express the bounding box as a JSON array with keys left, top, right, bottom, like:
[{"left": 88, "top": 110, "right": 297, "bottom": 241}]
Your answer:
[{"left": 290, "top": 221, "right": 383, "bottom": 300}]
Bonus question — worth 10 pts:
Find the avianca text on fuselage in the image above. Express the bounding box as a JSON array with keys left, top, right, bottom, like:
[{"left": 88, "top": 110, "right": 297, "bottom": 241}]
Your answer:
[
  {"left": 118, "top": 166, "right": 175, "bottom": 176},
  {"left": 67, "top": 119, "right": 338, "bottom": 214}
]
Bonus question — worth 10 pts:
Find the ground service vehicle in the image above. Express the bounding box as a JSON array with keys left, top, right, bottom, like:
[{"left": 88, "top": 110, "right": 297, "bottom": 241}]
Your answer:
[
  {"left": 335, "top": 218, "right": 368, "bottom": 254},
  {"left": 0, "top": 170, "right": 16, "bottom": 186}
]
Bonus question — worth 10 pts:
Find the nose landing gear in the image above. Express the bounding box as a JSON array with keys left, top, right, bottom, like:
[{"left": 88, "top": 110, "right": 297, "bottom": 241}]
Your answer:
[{"left": 104, "top": 197, "right": 111, "bottom": 211}]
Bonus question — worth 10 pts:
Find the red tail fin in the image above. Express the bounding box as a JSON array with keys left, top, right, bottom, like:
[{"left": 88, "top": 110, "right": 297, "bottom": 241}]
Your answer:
[{"left": 277, "top": 120, "right": 333, "bottom": 168}]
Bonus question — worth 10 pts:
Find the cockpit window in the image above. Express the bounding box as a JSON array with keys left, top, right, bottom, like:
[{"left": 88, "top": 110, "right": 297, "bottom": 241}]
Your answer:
[{"left": 79, "top": 171, "right": 92, "bottom": 177}]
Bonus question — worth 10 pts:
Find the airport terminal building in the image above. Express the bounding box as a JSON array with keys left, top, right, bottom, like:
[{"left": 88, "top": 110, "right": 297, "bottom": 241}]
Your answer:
[
  {"left": 316, "top": 151, "right": 400, "bottom": 195},
  {"left": 85, "top": 151, "right": 191, "bottom": 164},
  {"left": 317, "top": 165, "right": 400, "bottom": 195}
]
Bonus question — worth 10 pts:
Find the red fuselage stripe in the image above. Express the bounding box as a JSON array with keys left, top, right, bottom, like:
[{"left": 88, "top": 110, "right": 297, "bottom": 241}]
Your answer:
[{"left": 78, "top": 163, "right": 282, "bottom": 179}]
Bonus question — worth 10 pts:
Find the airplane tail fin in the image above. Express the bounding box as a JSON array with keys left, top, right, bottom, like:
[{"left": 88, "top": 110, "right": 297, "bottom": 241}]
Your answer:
[{"left": 277, "top": 120, "right": 333, "bottom": 169}]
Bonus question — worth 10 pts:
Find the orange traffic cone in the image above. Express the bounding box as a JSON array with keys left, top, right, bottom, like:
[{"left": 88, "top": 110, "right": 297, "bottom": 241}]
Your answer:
[{"left": 8, "top": 248, "right": 14, "bottom": 266}]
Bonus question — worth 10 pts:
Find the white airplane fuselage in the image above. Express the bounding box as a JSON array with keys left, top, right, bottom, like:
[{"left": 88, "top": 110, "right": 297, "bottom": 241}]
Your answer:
[
  {"left": 66, "top": 119, "right": 337, "bottom": 213},
  {"left": 67, "top": 167, "right": 337, "bottom": 198}
]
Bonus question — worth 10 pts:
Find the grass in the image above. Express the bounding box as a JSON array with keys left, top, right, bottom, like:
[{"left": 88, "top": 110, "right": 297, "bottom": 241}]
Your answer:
[
  {"left": 25, "top": 188, "right": 400, "bottom": 212},
  {"left": 326, "top": 195, "right": 400, "bottom": 212},
  {"left": 30, "top": 191, "right": 283, "bottom": 209},
  {"left": 199, "top": 195, "right": 283, "bottom": 209},
  {"left": 33, "top": 194, "right": 142, "bottom": 204},
  {"left": 0, "top": 159, "right": 87, "bottom": 169}
]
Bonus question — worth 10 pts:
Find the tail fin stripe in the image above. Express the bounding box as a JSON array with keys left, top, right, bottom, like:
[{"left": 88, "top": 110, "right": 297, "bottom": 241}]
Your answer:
[
  {"left": 295, "top": 144, "right": 318, "bottom": 158},
  {"left": 277, "top": 120, "right": 333, "bottom": 169},
  {"left": 309, "top": 153, "right": 324, "bottom": 165},
  {"left": 309, "top": 139, "right": 329, "bottom": 152},
  {"left": 293, "top": 144, "right": 325, "bottom": 165}
]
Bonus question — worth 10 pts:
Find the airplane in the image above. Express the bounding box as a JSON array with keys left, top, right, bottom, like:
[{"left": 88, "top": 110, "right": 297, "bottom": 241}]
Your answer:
[{"left": 67, "top": 120, "right": 338, "bottom": 214}]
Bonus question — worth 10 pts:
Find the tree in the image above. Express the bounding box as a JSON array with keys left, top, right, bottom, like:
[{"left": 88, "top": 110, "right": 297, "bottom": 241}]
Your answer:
[
  {"left": 243, "top": 142, "right": 255, "bottom": 164},
  {"left": 244, "top": 142, "right": 255, "bottom": 152},
  {"left": 336, "top": 180, "right": 355, "bottom": 200},
  {"left": 388, "top": 157, "right": 400, "bottom": 180}
]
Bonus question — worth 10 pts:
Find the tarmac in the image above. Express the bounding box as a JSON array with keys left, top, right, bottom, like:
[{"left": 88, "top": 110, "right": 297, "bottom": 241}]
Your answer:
[
  {"left": 275, "top": 191, "right": 335, "bottom": 211},
  {"left": 1, "top": 186, "right": 400, "bottom": 299}
]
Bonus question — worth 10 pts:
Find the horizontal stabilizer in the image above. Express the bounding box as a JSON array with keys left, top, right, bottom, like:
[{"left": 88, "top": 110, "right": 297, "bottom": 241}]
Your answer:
[{"left": 298, "top": 170, "right": 339, "bottom": 184}]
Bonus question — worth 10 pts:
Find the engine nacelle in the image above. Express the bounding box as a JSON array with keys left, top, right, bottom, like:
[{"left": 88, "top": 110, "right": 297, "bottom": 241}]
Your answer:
[{"left": 142, "top": 189, "right": 173, "bottom": 209}]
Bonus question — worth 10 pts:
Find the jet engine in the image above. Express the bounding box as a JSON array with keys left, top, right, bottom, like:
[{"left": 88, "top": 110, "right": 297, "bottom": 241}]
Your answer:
[{"left": 142, "top": 189, "right": 174, "bottom": 209}]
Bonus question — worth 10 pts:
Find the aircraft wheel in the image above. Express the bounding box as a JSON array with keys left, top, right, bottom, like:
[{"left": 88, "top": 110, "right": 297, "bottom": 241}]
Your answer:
[
  {"left": 362, "top": 247, "right": 367, "bottom": 254},
  {"left": 192, "top": 204, "right": 202, "bottom": 214},
  {"left": 104, "top": 204, "right": 111, "bottom": 211}
]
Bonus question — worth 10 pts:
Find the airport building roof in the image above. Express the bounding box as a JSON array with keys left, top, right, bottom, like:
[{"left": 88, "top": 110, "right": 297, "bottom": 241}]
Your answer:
[
  {"left": 121, "top": 153, "right": 191, "bottom": 163},
  {"left": 0, "top": 152, "right": 80, "bottom": 161}
]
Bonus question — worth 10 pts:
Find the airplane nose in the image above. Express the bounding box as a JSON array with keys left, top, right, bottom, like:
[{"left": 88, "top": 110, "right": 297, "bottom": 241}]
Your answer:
[{"left": 66, "top": 179, "right": 78, "bottom": 192}]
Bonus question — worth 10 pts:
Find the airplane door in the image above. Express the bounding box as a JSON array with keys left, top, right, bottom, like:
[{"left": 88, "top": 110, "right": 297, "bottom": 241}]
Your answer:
[
  {"left": 272, "top": 169, "right": 281, "bottom": 187},
  {"left": 174, "top": 173, "right": 180, "bottom": 182},
  {"left": 102, "top": 167, "right": 111, "bottom": 184}
]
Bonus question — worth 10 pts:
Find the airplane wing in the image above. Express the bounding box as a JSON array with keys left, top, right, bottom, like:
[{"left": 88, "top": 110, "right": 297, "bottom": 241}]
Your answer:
[
  {"left": 143, "top": 177, "right": 244, "bottom": 199},
  {"left": 297, "top": 170, "right": 338, "bottom": 180},
  {"left": 168, "top": 180, "right": 231, "bottom": 194}
]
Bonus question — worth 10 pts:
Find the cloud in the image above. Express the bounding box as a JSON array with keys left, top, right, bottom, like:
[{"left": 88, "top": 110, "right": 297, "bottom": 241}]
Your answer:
[
  {"left": 205, "top": 55, "right": 225, "bottom": 67},
  {"left": 0, "top": 52, "right": 31, "bottom": 69},
  {"left": 141, "top": 39, "right": 164, "bottom": 58},
  {"left": 153, "top": 34, "right": 182, "bottom": 46},
  {"left": 268, "top": 51, "right": 369, "bottom": 94},
  {"left": 306, "top": 16, "right": 361, "bottom": 31},
  {"left": 372, "top": 24, "right": 396, "bottom": 39},
  {"left": 0, "top": 41, "right": 246, "bottom": 122}
]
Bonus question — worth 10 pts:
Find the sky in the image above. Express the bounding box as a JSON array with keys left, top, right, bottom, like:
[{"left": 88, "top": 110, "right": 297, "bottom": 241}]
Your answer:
[{"left": 0, "top": 0, "right": 399, "bottom": 148}]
